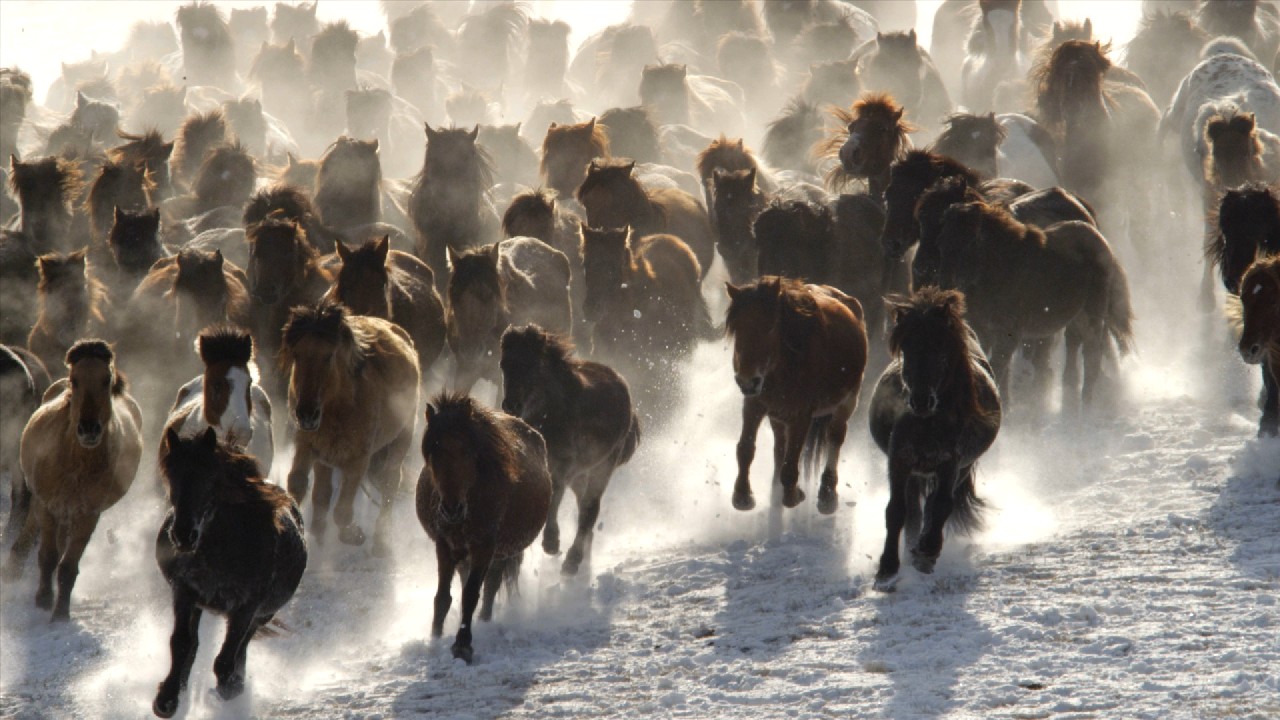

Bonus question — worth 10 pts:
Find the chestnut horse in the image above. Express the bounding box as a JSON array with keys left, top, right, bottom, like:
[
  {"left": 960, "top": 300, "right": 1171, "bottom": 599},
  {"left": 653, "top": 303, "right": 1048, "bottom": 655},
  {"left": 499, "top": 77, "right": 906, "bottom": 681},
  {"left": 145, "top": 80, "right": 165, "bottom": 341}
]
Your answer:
[
  {"left": 869, "top": 288, "right": 1001, "bottom": 591},
  {"left": 417, "top": 392, "right": 551, "bottom": 664},
  {"left": 5, "top": 340, "right": 143, "bottom": 620},
  {"left": 540, "top": 118, "right": 609, "bottom": 201},
  {"left": 1235, "top": 256, "right": 1280, "bottom": 437},
  {"left": 281, "top": 301, "right": 419, "bottom": 555},
  {"left": 724, "top": 276, "right": 868, "bottom": 513}
]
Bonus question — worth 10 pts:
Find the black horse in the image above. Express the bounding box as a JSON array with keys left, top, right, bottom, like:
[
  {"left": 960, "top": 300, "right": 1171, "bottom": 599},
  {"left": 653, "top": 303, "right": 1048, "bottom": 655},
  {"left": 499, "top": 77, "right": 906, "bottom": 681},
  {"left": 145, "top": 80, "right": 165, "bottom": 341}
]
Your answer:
[
  {"left": 153, "top": 427, "right": 306, "bottom": 718},
  {"left": 869, "top": 288, "right": 1001, "bottom": 592}
]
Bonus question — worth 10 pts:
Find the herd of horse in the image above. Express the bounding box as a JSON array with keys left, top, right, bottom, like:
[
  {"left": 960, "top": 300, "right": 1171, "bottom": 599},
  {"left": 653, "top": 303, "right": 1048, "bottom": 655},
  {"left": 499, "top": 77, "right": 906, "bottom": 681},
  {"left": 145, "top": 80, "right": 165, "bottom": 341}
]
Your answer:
[{"left": 0, "top": 0, "right": 1278, "bottom": 714}]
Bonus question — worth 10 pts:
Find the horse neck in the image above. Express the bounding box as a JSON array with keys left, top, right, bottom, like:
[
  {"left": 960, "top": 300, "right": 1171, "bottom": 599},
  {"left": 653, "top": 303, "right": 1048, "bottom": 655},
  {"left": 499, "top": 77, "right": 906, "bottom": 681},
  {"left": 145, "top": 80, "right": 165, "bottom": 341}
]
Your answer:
[{"left": 976, "top": 210, "right": 1030, "bottom": 271}]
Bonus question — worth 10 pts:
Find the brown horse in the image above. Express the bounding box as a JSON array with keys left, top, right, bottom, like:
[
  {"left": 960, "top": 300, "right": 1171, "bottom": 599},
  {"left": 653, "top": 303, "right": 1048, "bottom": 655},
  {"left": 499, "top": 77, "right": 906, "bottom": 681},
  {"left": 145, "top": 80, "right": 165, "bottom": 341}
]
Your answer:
[
  {"left": 1203, "top": 110, "right": 1280, "bottom": 209},
  {"left": 172, "top": 110, "right": 229, "bottom": 191},
  {"left": 540, "top": 118, "right": 609, "bottom": 200},
  {"left": 326, "top": 236, "right": 447, "bottom": 375},
  {"left": 820, "top": 92, "right": 915, "bottom": 199},
  {"left": 1235, "top": 256, "right": 1280, "bottom": 437},
  {"left": 724, "top": 276, "right": 868, "bottom": 513},
  {"left": 445, "top": 238, "right": 572, "bottom": 393},
  {"left": 282, "top": 301, "right": 420, "bottom": 555},
  {"left": 408, "top": 125, "right": 498, "bottom": 289},
  {"left": 85, "top": 157, "right": 153, "bottom": 244},
  {"left": 580, "top": 225, "right": 709, "bottom": 361},
  {"left": 107, "top": 207, "right": 168, "bottom": 293},
  {"left": 417, "top": 392, "right": 551, "bottom": 664},
  {"left": 576, "top": 159, "right": 716, "bottom": 278},
  {"left": 110, "top": 129, "right": 175, "bottom": 202},
  {"left": 4, "top": 340, "right": 143, "bottom": 620},
  {"left": 8, "top": 155, "right": 82, "bottom": 253},
  {"left": 934, "top": 199, "right": 1134, "bottom": 407},
  {"left": 27, "top": 248, "right": 109, "bottom": 376},
  {"left": 314, "top": 136, "right": 383, "bottom": 233},
  {"left": 500, "top": 325, "right": 640, "bottom": 576}
]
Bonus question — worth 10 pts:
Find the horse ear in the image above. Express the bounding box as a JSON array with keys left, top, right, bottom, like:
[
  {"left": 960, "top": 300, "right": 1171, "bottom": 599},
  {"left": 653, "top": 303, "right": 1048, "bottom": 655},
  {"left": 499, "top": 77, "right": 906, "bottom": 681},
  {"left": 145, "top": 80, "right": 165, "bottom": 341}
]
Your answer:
[
  {"left": 586, "top": 117, "right": 596, "bottom": 132},
  {"left": 424, "top": 122, "right": 435, "bottom": 138},
  {"left": 908, "top": 28, "right": 917, "bottom": 43},
  {"left": 486, "top": 242, "right": 501, "bottom": 263},
  {"left": 165, "top": 425, "right": 181, "bottom": 450},
  {"left": 335, "top": 240, "right": 350, "bottom": 262},
  {"left": 200, "top": 426, "right": 218, "bottom": 450},
  {"left": 69, "top": 246, "right": 88, "bottom": 264},
  {"left": 735, "top": 138, "right": 744, "bottom": 151},
  {"left": 876, "top": 31, "right": 884, "bottom": 41},
  {"left": 1052, "top": 21, "right": 1063, "bottom": 38},
  {"left": 8, "top": 154, "right": 16, "bottom": 172},
  {"left": 425, "top": 403, "right": 436, "bottom": 422},
  {"left": 445, "top": 245, "right": 460, "bottom": 270},
  {"left": 725, "top": 281, "right": 741, "bottom": 300},
  {"left": 747, "top": 167, "right": 757, "bottom": 186},
  {"left": 624, "top": 160, "right": 636, "bottom": 173},
  {"left": 469, "top": 125, "right": 480, "bottom": 142},
  {"left": 548, "top": 121, "right": 558, "bottom": 129},
  {"left": 375, "top": 235, "right": 391, "bottom": 265},
  {"left": 76, "top": 91, "right": 87, "bottom": 109},
  {"left": 370, "top": 138, "right": 379, "bottom": 152},
  {"left": 677, "top": 64, "right": 687, "bottom": 77},
  {"left": 1084, "top": 18, "right": 1093, "bottom": 36},
  {"left": 213, "top": 249, "right": 224, "bottom": 268},
  {"left": 893, "top": 108, "right": 904, "bottom": 122},
  {"left": 286, "top": 151, "right": 297, "bottom": 168},
  {"left": 114, "top": 205, "right": 124, "bottom": 223}
]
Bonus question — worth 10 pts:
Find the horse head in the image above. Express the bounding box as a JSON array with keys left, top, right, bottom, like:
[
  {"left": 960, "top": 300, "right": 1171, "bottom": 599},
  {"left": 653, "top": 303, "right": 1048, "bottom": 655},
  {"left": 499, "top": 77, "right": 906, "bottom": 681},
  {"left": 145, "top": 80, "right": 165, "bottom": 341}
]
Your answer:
[
  {"left": 246, "top": 215, "right": 311, "bottom": 305},
  {"left": 579, "top": 224, "right": 632, "bottom": 323},
  {"left": 65, "top": 339, "right": 118, "bottom": 448},
  {"left": 1238, "top": 258, "right": 1280, "bottom": 364},
  {"left": 499, "top": 323, "right": 564, "bottom": 419},
  {"left": 197, "top": 326, "right": 255, "bottom": 447},
  {"left": 887, "top": 287, "right": 974, "bottom": 418},
  {"left": 839, "top": 94, "right": 908, "bottom": 178},
  {"left": 282, "top": 300, "right": 358, "bottom": 432},
  {"left": 333, "top": 236, "right": 393, "bottom": 320},
  {"left": 161, "top": 426, "right": 221, "bottom": 552}
]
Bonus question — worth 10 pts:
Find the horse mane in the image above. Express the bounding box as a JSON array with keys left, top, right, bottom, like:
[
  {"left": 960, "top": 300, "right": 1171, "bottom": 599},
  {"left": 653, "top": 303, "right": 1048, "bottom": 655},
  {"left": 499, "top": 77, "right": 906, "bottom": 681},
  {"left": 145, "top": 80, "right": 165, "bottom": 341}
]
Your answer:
[
  {"left": 163, "top": 428, "right": 293, "bottom": 529},
  {"left": 540, "top": 119, "right": 610, "bottom": 178},
  {"left": 413, "top": 125, "right": 496, "bottom": 198},
  {"left": 1201, "top": 36, "right": 1257, "bottom": 62},
  {"left": 1206, "top": 181, "right": 1280, "bottom": 268},
  {"left": 249, "top": 213, "right": 318, "bottom": 262},
  {"left": 818, "top": 93, "right": 914, "bottom": 189},
  {"left": 575, "top": 158, "right": 649, "bottom": 205},
  {"left": 36, "top": 247, "right": 108, "bottom": 325},
  {"left": 968, "top": 198, "right": 1041, "bottom": 249},
  {"left": 423, "top": 392, "right": 523, "bottom": 487},
  {"left": 65, "top": 338, "right": 127, "bottom": 394},
  {"left": 448, "top": 242, "right": 507, "bottom": 310},
  {"left": 87, "top": 158, "right": 154, "bottom": 218},
  {"left": 281, "top": 300, "right": 370, "bottom": 373},
  {"left": 696, "top": 135, "right": 759, "bottom": 181},
  {"left": 172, "top": 109, "right": 228, "bottom": 177},
  {"left": 886, "top": 286, "right": 987, "bottom": 418},
  {"left": 501, "top": 188, "right": 556, "bottom": 237},
  {"left": 243, "top": 184, "right": 314, "bottom": 226},
  {"left": 897, "top": 149, "right": 983, "bottom": 187},
  {"left": 198, "top": 324, "right": 253, "bottom": 367},
  {"left": 111, "top": 128, "right": 173, "bottom": 166}
]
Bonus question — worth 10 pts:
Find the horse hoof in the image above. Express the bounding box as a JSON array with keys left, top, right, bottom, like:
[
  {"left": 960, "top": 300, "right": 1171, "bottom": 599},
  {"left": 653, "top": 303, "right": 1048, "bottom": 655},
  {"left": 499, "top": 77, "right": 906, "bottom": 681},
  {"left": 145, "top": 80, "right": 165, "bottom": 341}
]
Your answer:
[
  {"left": 816, "top": 488, "right": 838, "bottom": 515},
  {"left": 781, "top": 486, "right": 805, "bottom": 508},
  {"left": 216, "top": 676, "right": 245, "bottom": 701},
  {"left": 50, "top": 607, "right": 71, "bottom": 623},
  {"left": 153, "top": 692, "right": 179, "bottom": 719},
  {"left": 910, "top": 551, "right": 938, "bottom": 575},
  {"left": 542, "top": 534, "right": 560, "bottom": 556},
  {"left": 34, "top": 587, "right": 52, "bottom": 610},
  {"left": 372, "top": 537, "right": 392, "bottom": 559},
  {"left": 338, "top": 524, "right": 366, "bottom": 546},
  {"left": 872, "top": 574, "right": 900, "bottom": 593},
  {"left": 732, "top": 489, "right": 755, "bottom": 511},
  {"left": 451, "top": 643, "right": 474, "bottom": 665},
  {"left": 561, "top": 555, "right": 581, "bottom": 577}
]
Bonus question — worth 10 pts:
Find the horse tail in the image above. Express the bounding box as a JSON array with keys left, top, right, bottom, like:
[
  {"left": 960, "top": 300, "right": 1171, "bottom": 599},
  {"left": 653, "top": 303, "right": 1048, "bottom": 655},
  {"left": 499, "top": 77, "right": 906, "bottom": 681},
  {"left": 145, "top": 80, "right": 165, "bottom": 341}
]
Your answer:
[
  {"left": 947, "top": 466, "right": 987, "bottom": 535},
  {"left": 802, "top": 415, "right": 832, "bottom": 482},
  {"left": 619, "top": 412, "right": 641, "bottom": 466},
  {"left": 1105, "top": 260, "right": 1136, "bottom": 356},
  {"left": 253, "top": 616, "right": 293, "bottom": 639}
]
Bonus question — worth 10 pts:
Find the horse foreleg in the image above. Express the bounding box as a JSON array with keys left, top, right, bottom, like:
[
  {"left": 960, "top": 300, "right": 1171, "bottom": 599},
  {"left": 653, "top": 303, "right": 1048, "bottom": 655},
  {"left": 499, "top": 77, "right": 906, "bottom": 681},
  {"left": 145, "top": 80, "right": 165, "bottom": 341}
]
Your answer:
[
  {"left": 733, "top": 399, "right": 767, "bottom": 511},
  {"left": 1079, "top": 321, "right": 1107, "bottom": 409},
  {"left": 988, "top": 335, "right": 1019, "bottom": 406},
  {"left": 3, "top": 483, "right": 37, "bottom": 579},
  {"left": 478, "top": 559, "right": 507, "bottom": 622},
  {"left": 563, "top": 467, "right": 610, "bottom": 576},
  {"left": 310, "top": 464, "right": 335, "bottom": 543},
  {"left": 453, "top": 543, "right": 494, "bottom": 665},
  {"left": 431, "top": 542, "right": 457, "bottom": 638},
  {"left": 153, "top": 587, "right": 202, "bottom": 719},
  {"left": 213, "top": 605, "right": 258, "bottom": 700},
  {"left": 50, "top": 514, "right": 99, "bottom": 621},
  {"left": 875, "top": 453, "right": 912, "bottom": 592},
  {"left": 334, "top": 458, "right": 371, "bottom": 546},
  {"left": 541, "top": 472, "right": 568, "bottom": 556},
  {"left": 817, "top": 405, "right": 855, "bottom": 515},
  {"left": 285, "top": 442, "right": 314, "bottom": 502},
  {"left": 1260, "top": 364, "right": 1279, "bottom": 438},
  {"left": 1063, "top": 323, "right": 1083, "bottom": 414},
  {"left": 33, "top": 507, "right": 57, "bottom": 610},
  {"left": 372, "top": 430, "right": 413, "bottom": 559},
  {"left": 913, "top": 460, "right": 960, "bottom": 575},
  {"left": 778, "top": 418, "right": 808, "bottom": 509}
]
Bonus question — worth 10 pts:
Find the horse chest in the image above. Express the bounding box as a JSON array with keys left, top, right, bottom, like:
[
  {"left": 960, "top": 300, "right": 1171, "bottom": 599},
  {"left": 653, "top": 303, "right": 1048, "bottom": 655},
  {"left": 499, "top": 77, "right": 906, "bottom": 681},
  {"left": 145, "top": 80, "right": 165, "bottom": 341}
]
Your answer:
[{"left": 28, "top": 437, "right": 134, "bottom": 517}]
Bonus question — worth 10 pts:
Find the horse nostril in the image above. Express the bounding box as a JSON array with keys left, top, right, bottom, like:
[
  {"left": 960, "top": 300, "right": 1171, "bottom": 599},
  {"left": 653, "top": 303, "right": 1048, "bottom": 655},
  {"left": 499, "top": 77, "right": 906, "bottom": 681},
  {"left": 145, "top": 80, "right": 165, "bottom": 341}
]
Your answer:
[
  {"left": 736, "top": 376, "right": 761, "bottom": 395},
  {"left": 440, "top": 501, "right": 466, "bottom": 522},
  {"left": 928, "top": 393, "right": 939, "bottom": 412},
  {"left": 77, "top": 420, "right": 101, "bottom": 437}
]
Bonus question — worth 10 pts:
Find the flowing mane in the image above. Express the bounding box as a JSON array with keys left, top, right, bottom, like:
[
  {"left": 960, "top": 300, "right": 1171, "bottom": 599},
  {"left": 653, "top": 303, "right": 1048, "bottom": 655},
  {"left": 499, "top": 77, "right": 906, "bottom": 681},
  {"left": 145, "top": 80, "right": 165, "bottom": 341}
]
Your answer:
[
  {"left": 423, "top": 392, "right": 522, "bottom": 486},
  {"left": 281, "top": 300, "right": 373, "bottom": 374}
]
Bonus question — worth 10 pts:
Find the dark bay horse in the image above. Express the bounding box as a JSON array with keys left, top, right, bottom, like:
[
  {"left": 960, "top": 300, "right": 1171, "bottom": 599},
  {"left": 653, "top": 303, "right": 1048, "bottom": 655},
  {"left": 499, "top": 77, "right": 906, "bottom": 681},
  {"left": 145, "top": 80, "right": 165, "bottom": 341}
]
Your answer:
[
  {"left": 869, "top": 288, "right": 1001, "bottom": 592},
  {"left": 724, "top": 276, "right": 868, "bottom": 513},
  {"left": 153, "top": 427, "right": 305, "bottom": 717},
  {"left": 5, "top": 340, "right": 143, "bottom": 620},
  {"left": 408, "top": 124, "right": 498, "bottom": 289},
  {"left": 282, "top": 301, "right": 419, "bottom": 554},
  {"left": 1236, "top": 256, "right": 1280, "bottom": 436},
  {"left": 500, "top": 325, "right": 640, "bottom": 576},
  {"left": 417, "top": 392, "right": 551, "bottom": 664}
]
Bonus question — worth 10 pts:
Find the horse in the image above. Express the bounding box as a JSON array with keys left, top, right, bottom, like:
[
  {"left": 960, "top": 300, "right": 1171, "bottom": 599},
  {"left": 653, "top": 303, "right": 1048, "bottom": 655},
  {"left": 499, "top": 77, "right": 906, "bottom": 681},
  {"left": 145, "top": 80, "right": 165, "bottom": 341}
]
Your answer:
[
  {"left": 637, "top": 63, "right": 744, "bottom": 138},
  {"left": 282, "top": 301, "right": 419, "bottom": 554},
  {"left": 962, "top": 0, "right": 1029, "bottom": 114},
  {"left": 326, "top": 235, "right": 447, "bottom": 376},
  {"left": 576, "top": 159, "right": 716, "bottom": 279},
  {"left": 250, "top": 39, "right": 309, "bottom": 137},
  {"left": 0, "top": 68, "right": 32, "bottom": 161},
  {"left": 8, "top": 155, "right": 82, "bottom": 253},
  {"left": 271, "top": 0, "right": 319, "bottom": 45},
  {"left": 478, "top": 123, "right": 539, "bottom": 190},
  {"left": 754, "top": 200, "right": 838, "bottom": 285},
  {"left": 802, "top": 59, "right": 862, "bottom": 111},
  {"left": 929, "top": 112, "right": 1060, "bottom": 189},
  {"left": 1032, "top": 40, "right": 1159, "bottom": 246},
  {"left": 762, "top": 98, "right": 825, "bottom": 175},
  {"left": 314, "top": 136, "right": 383, "bottom": 234},
  {"left": 152, "top": 426, "right": 304, "bottom": 717},
  {"left": 933, "top": 199, "right": 1134, "bottom": 407},
  {"left": 820, "top": 92, "right": 914, "bottom": 199},
  {"left": 68, "top": 91, "right": 121, "bottom": 148},
  {"left": 180, "top": 142, "right": 257, "bottom": 219},
  {"left": 110, "top": 130, "right": 175, "bottom": 203},
  {"left": 724, "top": 276, "right": 868, "bottom": 513},
  {"left": 850, "top": 31, "right": 951, "bottom": 134},
  {"left": 164, "top": 326, "right": 274, "bottom": 476},
  {"left": 1235, "top": 256, "right": 1280, "bottom": 436},
  {"left": 221, "top": 97, "right": 270, "bottom": 160},
  {"left": 869, "top": 287, "right": 1001, "bottom": 592},
  {"left": 452, "top": 2, "right": 528, "bottom": 96},
  {"left": 176, "top": 2, "right": 237, "bottom": 91},
  {"left": 85, "top": 157, "right": 152, "bottom": 245},
  {"left": 579, "top": 225, "right": 710, "bottom": 362},
  {"left": 4, "top": 340, "right": 142, "bottom": 621},
  {"left": 1197, "top": 0, "right": 1280, "bottom": 63},
  {"left": 0, "top": 345, "right": 50, "bottom": 541},
  {"left": 172, "top": 110, "right": 229, "bottom": 192},
  {"left": 708, "top": 168, "right": 768, "bottom": 284},
  {"left": 128, "top": 84, "right": 187, "bottom": 140},
  {"left": 1211, "top": 183, "right": 1280, "bottom": 297},
  {"left": 540, "top": 118, "right": 609, "bottom": 201},
  {"left": 1202, "top": 109, "right": 1280, "bottom": 216},
  {"left": 417, "top": 392, "right": 550, "bottom": 664},
  {"left": 408, "top": 125, "right": 498, "bottom": 289},
  {"left": 27, "top": 248, "right": 109, "bottom": 376},
  {"left": 696, "top": 135, "right": 773, "bottom": 209},
  {"left": 1122, "top": 9, "right": 1209, "bottom": 109},
  {"left": 445, "top": 238, "right": 572, "bottom": 393},
  {"left": 499, "top": 325, "right": 639, "bottom": 576},
  {"left": 523, "top": 18, "right": 575, "bottom": 103}
]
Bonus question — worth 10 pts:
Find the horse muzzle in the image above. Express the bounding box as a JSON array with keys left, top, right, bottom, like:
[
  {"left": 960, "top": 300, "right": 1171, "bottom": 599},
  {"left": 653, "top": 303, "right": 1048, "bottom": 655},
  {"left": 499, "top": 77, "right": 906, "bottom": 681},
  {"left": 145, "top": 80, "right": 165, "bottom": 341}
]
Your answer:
[
  {"left": 839, "top": 141, "right": 865, "bottom": 175},
  {"left": 295, "top": 407, "right": 322, "bottom": 432},
  {"left": 169, "top": 523, "right": 202, "bottom": 553},
  {"left": 438, "top": 500, "right": 467, "bottom": 524},
  {"left": 907, "top": 391, "right": 940, "bottom": 417},
  {"left": 736, "top": 374, "right": 764, "bottom": 396},
  {"left": 1240, "top": 341, "right": 1267, "bottom": 365},
  {"left": 76, "top": 420, "right": 104, "bottom": 448}
]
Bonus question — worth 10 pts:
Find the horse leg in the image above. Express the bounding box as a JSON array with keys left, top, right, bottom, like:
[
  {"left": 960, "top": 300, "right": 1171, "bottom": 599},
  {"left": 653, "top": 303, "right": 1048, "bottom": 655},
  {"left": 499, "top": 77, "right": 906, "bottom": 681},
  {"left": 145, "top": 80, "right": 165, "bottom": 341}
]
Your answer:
[
  {"left": 563, "top": 467, "right": 611, "bottom": 576},
  {"left": 431, "top": 542, "right": 457, "bottom": 638},
  {"left": 1062, "top": 323, "right": 1083, "bottom": 413},
  {"left": 452, "top": 542, "right": 494, "bottom": 665},
  {"left": 153, "top": 586, "right": 202, "bottom": 719},
  {"left": 213, "top": 605, "right": 258, "bottom": 700},
  {"left": 903, "top": 475, "right": 923, "bottom": 552},
  {"left": 1260, "top": 364, "right": 1279, "bottom": 438},
  {"left": 3, "top": 485, "right": 38, "bottom": 579},
  {"left": 912, "top": 460, "right": 960, "bottom": 574},
  {"left": 1027, "top": 337, "right": 1054, "bottom": 409},
  {"left": 372, "top": 430, "right": 413, "bottom": 559},
  {"left": 732, "top": 399, "right": 767, "bottom": 511},
  {"left": 334, "top": 458, "right": 372, "bottom": 546},
  {"left": 541, "top": 463, "right": 570, "bottom": 555},
  {"left": 817, "top": 404, "right": 855, "bottom": 515},
  {"left": 33, "top": 507, "right": 58, "bottom": 610},
  {"left": 989, "top": 335, "right": 1019, "bottom": 405},
  {"left": 874, "top": 454, "right": 912, "bottom": 592},
  {"left": 286, "top": 440, "right": 314, "bottom": 506},
  {"left": 1080, "top": 321, "right": 1107, "bottom": 409},
  {"left": 51, "top": 513, "right": 100, "bottom": 621},
  {"left": 778, "top": 418, "right": 808, "bottom": 509},
  {"left": 478, "top": 559, "right": 506, "bottom": 622},
  {"left": 310, "top": 463, "right": 335, "bottom": 543}
]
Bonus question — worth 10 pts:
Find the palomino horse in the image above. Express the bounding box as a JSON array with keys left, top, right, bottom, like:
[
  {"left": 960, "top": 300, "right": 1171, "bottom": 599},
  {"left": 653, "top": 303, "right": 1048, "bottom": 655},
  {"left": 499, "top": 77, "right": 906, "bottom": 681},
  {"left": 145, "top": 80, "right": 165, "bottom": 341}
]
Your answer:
[
  {"left": 870, "top": 288, "right": 1001, "bottom": 592},
  {"left": 417, "top": 392, "right": 551, "bottom": 664},
  {"left": 153, "top": 427, "right": 305, "bottom": 717},
  {"left": 5, "top": 340, "right": 143, "bottom": 620},
  {"left": 1235, "top": 256, "right": 1280, "bottom": 437},
  {"left": 165, "top": 326, "right": 274, "bottom": 476},
  {"left": 724, "top": 276, "right": 868, "bottom": 513},
  {"left": 281, "top": 301, "right": 419, "bottom": 555},
  {"left": 500, "top": 324, "right": 640, "bottom": 576}
]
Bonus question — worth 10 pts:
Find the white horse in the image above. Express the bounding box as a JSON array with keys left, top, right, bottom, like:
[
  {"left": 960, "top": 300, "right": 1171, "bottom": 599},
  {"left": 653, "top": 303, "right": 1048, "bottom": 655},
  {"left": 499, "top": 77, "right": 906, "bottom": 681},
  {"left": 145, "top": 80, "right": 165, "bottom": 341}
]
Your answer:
[{"left": 165, "top": 326, "right": 274, "bottom": 476}]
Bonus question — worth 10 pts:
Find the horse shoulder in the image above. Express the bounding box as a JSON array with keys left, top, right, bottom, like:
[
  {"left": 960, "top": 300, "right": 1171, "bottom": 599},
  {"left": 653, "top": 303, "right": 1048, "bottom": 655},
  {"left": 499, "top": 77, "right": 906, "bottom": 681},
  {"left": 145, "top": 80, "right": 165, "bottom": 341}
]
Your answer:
[{"left": 41, "top": 378, "right": 69, "bottom": 405}]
